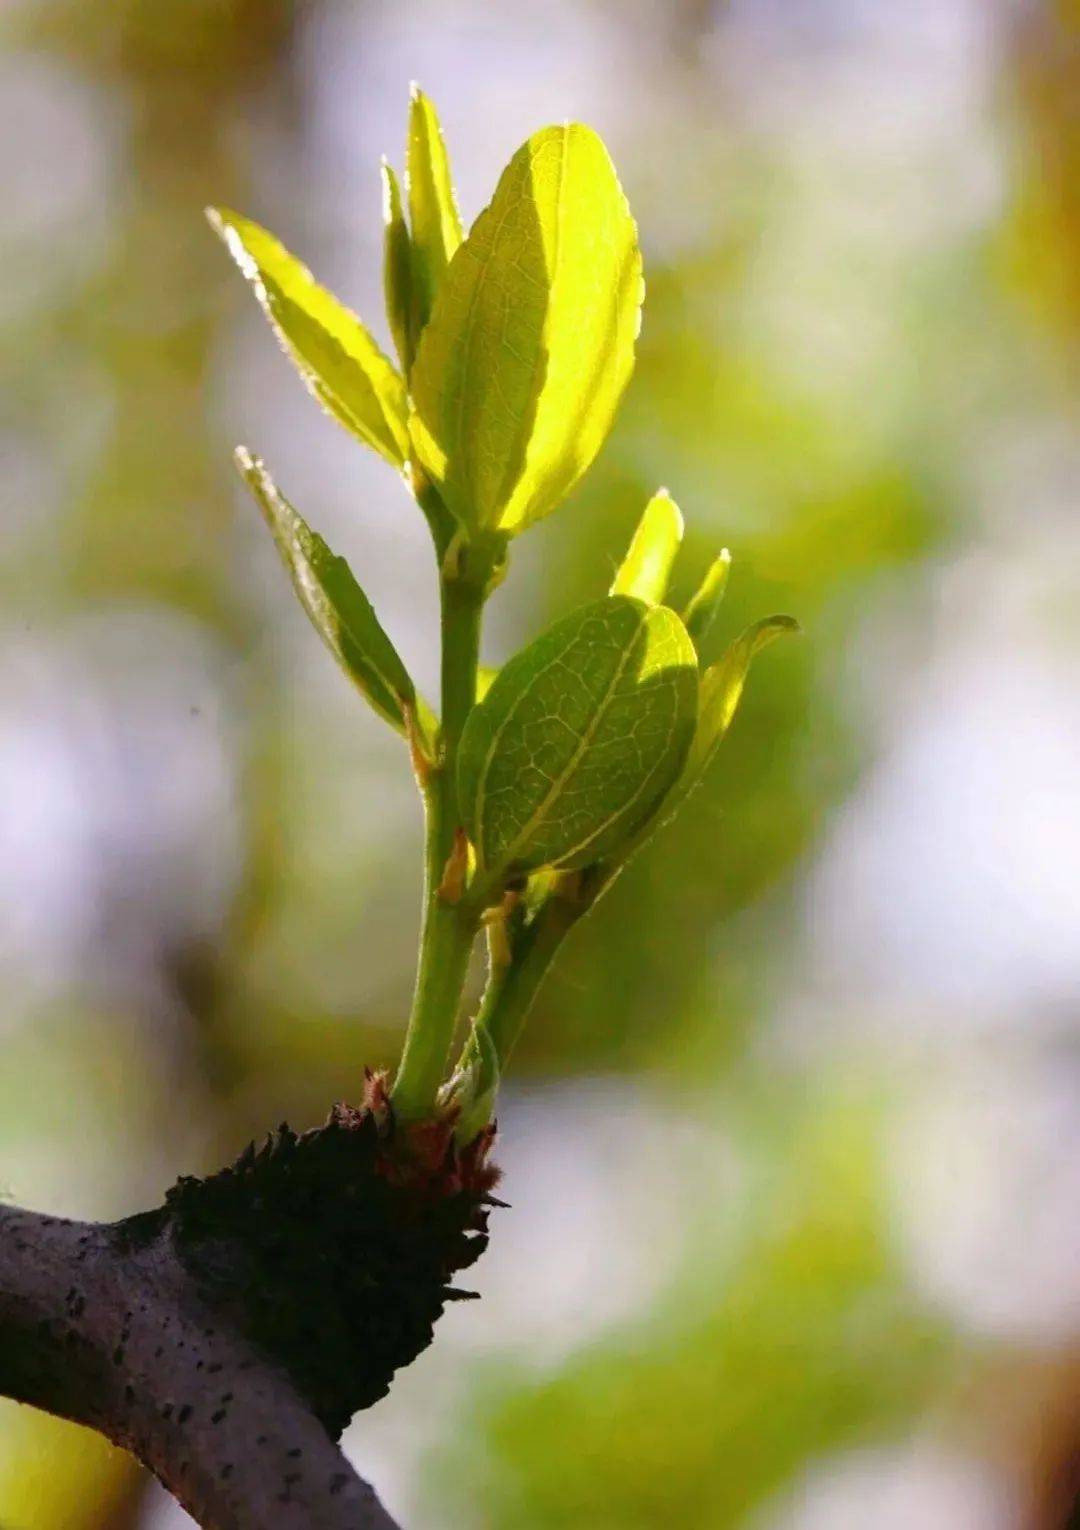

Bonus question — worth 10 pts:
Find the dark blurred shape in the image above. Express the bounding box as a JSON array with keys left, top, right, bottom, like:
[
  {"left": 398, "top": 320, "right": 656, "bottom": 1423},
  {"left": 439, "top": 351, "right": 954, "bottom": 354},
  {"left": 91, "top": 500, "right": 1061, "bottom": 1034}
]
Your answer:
[{"left": 1007, "top": 0, "right": 1080, "bottom": 344}]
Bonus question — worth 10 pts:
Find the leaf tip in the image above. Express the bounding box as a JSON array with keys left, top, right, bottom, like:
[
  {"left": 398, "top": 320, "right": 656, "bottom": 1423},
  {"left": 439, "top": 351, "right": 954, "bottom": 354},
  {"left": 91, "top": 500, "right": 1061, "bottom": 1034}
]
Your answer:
[
  {"left": 654, "top": 488, "right": 684, "bottom": 540},
  {"left": 742, "top": 612, "right": 802, "bottom": 658},
  {"left": 380, "top": 157, "right": 400, "bottom": 219},
  {"left": 655, "top": 492, "right": 683, "bottom": 548},
  {"left": 205, "top": 205, "right": 230, "bottom": 244},
  {"left": 205, "top": 206, "right": 261, "bottom": 286},
  {"left": 770, "top": 614, "right": 801, "bottom": 636},
  {"left": 232, "top": 447, "right": 284, "bottom": 535},
  {"left": 232, "top": 448, "right": 277, "bottom": 516},
  {"left": 232, "top": 443, "right": 257, "bottom": 479}
]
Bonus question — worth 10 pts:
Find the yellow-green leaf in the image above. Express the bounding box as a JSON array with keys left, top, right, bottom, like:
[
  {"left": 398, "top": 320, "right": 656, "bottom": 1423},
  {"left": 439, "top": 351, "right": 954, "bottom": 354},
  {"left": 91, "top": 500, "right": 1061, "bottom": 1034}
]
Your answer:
[
  {"left": 594, "top": 612, "right": 800, "bottom": 878},
  {"left": 679, "top": 615, "right": 800, "bottom": 798},
  {"left": 406, "top": 85, "right": 462, "bottom": 333},
  {"left": 208, "top": 208, "right": 409, "bottom": 467},
  {"left": 476, "top": 664, "right": 499, "bottom": 702},
  {"left": 682, "top": 550, "right": 732, "bottom": 651},
  {"left": 410, "top": 123, "right": 643, "bottom": 537},
  {"left": 610, "top": 490, "right": 683, "bottom": 605},
  {"left": 381, "top": 158, "right": 414, "bottom": 374},
  {"left": 458, "top": 595, "right": 697, "bottom": 878},
  {"left": 236, "top": 448, "right": 421, "bottom": 734}
]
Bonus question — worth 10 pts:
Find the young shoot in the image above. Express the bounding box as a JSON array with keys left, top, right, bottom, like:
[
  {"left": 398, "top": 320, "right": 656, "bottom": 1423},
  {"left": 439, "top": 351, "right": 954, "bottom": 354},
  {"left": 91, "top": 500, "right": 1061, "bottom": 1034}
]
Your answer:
[{"left": 210, "top": 87, "right": 798, "bottom": 1141}]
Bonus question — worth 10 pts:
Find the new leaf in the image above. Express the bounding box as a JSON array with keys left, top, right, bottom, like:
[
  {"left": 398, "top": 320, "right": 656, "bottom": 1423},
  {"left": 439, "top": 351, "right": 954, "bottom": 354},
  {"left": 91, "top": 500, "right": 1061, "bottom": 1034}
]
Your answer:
[
  {"left": 610, "top": 490, "right": 684, "bottom": 605},
  {"left": 682, "top": 550, "right": 731, "bottom": 650},
  {"left": 676, "top": 615, "right": 800, "bottom": 807},
  {"left": 410, "top": 124, "right": 643, "bottom": 537},
  {"left": 209, "top": 208, "right": 409, "bottom": 468},
  {"left": 406, "top": 85, "right": 463, "bottom": 335},
  {"left": 381, "top": 159, "right": 414, "bottom": 373},
  {"left": 448, "top": 1019, "right": 500, "bottom": 1147},
  {"left": 236, "top": 449, "right": 421, "bottom": 735},
  {"left": 458, "top": 595, "right": 697, "bottom": 879}
]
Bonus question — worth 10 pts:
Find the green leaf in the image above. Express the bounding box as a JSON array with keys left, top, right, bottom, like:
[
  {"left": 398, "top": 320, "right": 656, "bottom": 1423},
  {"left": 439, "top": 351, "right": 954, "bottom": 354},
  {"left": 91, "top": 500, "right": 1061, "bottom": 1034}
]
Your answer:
[
  {"left": 476, "top": 665, "right": 499, "bottom": 702},
  {"left": 678, "top": 615, "right": 800, "bottom": 800},
  {"left": 381, "top": 158, "right": 414, "bottom": 374},
  {"left": 588, "top": 613, "right": 800, "bottom": 882},
  {"left": 458, "top": 595, "right": 697, "bottom": 878},
  {"left": 610, "top": 490, "right": 683, "bottom": 605},
  {"left": 682, "top": 550, "right": 731, "bottom": 650},
  {"left": 449, "top": 1018, "right": 500, "bottom": 1145},
  {"left": 235, "top": 448, "right": 421, "bottom": 734},
  {"left": 406, "top": 84, "right": 463, "bottom": 333},
  {"left": 208, "top": 208, "right": 409, "bottom": 467},
  {"left": 410, "top": 123, "right": 643, "bottom": 537}
]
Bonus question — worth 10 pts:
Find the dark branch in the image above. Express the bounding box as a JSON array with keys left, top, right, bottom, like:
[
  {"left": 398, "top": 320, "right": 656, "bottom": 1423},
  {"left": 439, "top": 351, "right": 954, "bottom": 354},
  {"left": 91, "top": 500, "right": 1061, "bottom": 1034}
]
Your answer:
[
  {"left": 0, "top": 1095, "right": 498, "bottom": 1530},
  {"left": 0, "top": 1203, "right": 398, "bottom": 1529}
]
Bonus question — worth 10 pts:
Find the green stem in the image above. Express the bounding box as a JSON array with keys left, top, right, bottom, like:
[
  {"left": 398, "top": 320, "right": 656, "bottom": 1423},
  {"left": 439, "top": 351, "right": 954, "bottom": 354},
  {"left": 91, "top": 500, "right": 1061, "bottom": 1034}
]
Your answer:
[
  {"left": 437, "top": 571, "right": 484, "bottom": 841},
  {"left": 395, "top": 883, "right": 478, "bottom": 1120},
  {"left": 469, "top": 892, "right": 586, "bottom": 1075},
  {"left": 392, "top": 559, "right": 487, "bottom": 1121}
]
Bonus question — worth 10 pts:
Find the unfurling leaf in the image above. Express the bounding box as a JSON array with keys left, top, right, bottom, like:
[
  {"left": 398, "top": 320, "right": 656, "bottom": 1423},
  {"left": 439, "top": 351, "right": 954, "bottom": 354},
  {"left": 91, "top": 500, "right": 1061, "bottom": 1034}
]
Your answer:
[
  {"left": 236, "top": 448, "right": 423, "bottom": 735},
  {"left": 410, "top": 123, "right": 643, "bottom": 538},
  {"left": 610, "top": 490, "right": 683, "bottom": 605},
  {"left": 677, "top": 614, "right": 800, "bottom": 803},
  {"left": 381, "top": 159, "right": 414, "bottom": 373},
  {"left": 683, "top": 550, "right": 731, "bottom": 650},
  {"left": 449, "top": 1019, "right": 500, "bottom": 1145},
  {"left": 458, "top": 596, "right": 697, "bottom": 879},
  {"left": 406, "top": 85, "right": 463, "bottom": 334},
  {"left": 208, "top": 208, "right": 409, "bottom": 467}
]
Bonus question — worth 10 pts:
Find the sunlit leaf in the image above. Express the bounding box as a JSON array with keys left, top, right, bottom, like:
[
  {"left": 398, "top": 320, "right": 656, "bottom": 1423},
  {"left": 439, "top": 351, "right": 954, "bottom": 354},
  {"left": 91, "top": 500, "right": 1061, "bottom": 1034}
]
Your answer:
[
  {"left": 208, "top": 208, "right": 409, "bottom": 467},
  {"left": 683, "top": 549, "right": 731, "bottom": 650},
  {"left": 459, "top": 595, "right": 697, "bottom": 878},
  {"left": 610, "top": 489, "right": 683, "bottom": 605},
  {"left": 406, "top": 84, "right": 463, "bottom": 333},
  {"left": 476, "top": 665, "right": 499, "bottom": 702},
  {"left": 677, "top": 615, "right": 799, "bottom": 803},
  {"left": 410, "top": 123, "right": 643, "bottom": 537},
  {"left": 236, "top": 448, "right": 421, "bottom": 734},
  {"left": 600, "top": 615, "right": 799, "bottom": 876},
  {"left": 381, "top": 158, "right": 414, "bottom": 374}
]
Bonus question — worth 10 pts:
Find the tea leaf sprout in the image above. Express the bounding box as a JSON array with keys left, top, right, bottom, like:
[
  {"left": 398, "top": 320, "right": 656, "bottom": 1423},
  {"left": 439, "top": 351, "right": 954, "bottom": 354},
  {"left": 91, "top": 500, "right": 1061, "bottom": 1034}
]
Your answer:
[{"left": 211, "top": 86, "right": 798, "bottom": 1133}]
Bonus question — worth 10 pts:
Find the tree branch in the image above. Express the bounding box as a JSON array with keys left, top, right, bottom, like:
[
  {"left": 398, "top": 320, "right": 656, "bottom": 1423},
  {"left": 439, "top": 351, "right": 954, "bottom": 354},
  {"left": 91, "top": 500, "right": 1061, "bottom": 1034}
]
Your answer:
[
  {"left": 0, "top": 1203, "right": 400, "bottom": 1530},
  {"left": 0, "top": 1095, "right": 499, "bottom": 1529}
]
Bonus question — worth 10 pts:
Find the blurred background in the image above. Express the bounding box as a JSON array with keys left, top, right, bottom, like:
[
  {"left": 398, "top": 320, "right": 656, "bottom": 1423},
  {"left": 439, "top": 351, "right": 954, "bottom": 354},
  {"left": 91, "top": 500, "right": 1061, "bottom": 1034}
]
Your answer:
[{"left": 1, "top": 0, "right": 1078, "bottom": 1525}]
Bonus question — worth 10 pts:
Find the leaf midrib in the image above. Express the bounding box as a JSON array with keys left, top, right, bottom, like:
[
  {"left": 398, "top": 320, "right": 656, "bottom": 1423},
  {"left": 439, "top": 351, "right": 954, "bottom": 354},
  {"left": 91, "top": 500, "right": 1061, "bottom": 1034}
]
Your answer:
[
  {"left": 491, "top": 123, "right": 570, "bottom": 528},
  {"left": 450, "top": 150, "right": 527, "bottom": 519},
  {"left": 455, "top": 125, "right": 570, "bottom": 529},
  {"left": 538, "top": 659, "right": 686, "bottom": 869}
]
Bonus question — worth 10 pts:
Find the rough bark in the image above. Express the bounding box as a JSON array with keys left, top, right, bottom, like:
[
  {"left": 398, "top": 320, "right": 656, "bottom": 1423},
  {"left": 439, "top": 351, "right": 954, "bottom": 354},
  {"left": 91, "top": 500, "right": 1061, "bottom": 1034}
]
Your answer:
[
  {"left": 0, "top": 1205, "right": 395, "bottom": 1529},
  {"left": 0, "top": 1095, "right": 498, "bottom": 1530}
]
